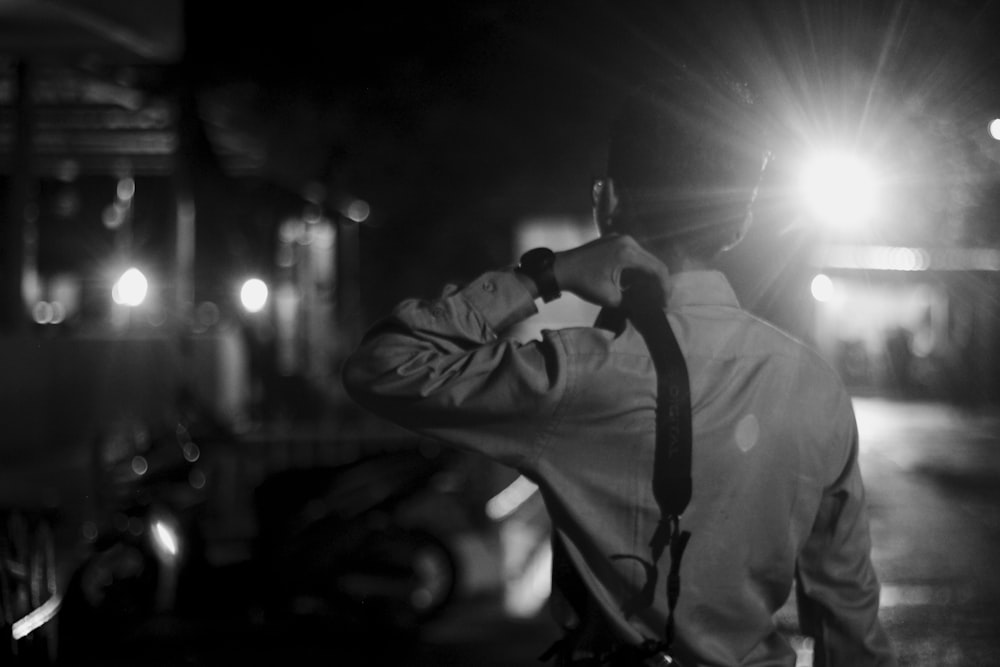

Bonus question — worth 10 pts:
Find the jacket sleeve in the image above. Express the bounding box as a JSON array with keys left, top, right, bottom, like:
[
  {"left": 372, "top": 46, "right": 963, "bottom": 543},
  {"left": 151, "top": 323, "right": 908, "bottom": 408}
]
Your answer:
[
  {"left": 341, "top": 269, "right": 569, "bottom": 471},
  {"left": 795, "top": 394, "right": 897, "bottom": 666}
]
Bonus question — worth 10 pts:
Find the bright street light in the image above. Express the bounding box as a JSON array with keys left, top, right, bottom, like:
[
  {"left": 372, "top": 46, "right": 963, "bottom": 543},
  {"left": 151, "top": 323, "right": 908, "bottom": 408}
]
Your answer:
[
  {"left": 810, "top": 273, "right": 835, "bottom": 302},
  {"left": 112, "top": 267, "right": 148, "bottom": 307},
  {"left": 989, "top": 118, "right": 1000, "bottom": 141},
  {"left": 240, "top": 278, "right": 269, "bottom": 313},
  {"left": 799, "top": 150, "right": 879, "bottom": 230}
]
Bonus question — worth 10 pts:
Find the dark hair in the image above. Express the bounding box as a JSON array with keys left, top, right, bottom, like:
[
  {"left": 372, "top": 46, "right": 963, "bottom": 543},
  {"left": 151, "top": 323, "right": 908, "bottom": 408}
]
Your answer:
[{"left": 606, "top": 64, "right": 769, "bottom": 258}]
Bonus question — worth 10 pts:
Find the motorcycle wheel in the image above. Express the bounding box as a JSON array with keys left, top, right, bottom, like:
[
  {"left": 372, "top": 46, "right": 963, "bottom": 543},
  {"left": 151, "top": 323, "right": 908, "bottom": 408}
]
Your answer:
[{"left": 338, "top": 527, "right": 458, "bottom": 629}]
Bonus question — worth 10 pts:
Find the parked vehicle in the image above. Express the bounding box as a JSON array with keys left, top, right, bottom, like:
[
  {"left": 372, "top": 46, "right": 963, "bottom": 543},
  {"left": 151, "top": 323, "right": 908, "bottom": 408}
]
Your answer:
[
  {"left": 56, "top": 409, "right": 217, "bottom": 662},
  {"left": 251, "top": 444, "right": 461, "bottom": 634},
  {"left": 9, "top": 401, "right": 468, "bottom": 662}
]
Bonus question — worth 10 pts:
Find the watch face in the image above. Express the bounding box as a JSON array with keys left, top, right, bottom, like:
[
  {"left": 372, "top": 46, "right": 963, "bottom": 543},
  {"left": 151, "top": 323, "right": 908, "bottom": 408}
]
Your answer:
[{"left": 522, "top": 247, "right": 554, "bottom": 270}]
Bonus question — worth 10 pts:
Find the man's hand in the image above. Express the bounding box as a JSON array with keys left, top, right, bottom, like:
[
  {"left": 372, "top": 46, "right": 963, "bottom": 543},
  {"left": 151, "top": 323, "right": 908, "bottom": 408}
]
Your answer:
[{"left": 553, "top": 234, "right": 670, "bottom": 308}]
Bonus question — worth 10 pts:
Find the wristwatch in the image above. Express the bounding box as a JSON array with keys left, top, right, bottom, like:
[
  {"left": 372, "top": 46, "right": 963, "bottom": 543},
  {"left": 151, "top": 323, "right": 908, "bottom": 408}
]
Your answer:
[{"left": 516, "top": 247, "right": 561, "bottom": 302}]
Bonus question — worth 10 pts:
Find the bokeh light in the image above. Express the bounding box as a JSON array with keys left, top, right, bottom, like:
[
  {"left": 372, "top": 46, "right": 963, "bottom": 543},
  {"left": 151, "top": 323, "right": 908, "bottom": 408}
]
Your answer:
[
  {"left": 811, "top": 273, "right": 835, "bottom": 302},
  {"left": 346, "top": 199, "right": 370, "bottom": 223},
  {"left": 31, "top": 301, "right": 65, "bottom": 325},
  {"left": 989, "top": 118, "right": 1000, "bottom": 141},
  {"left": 151, "top": 519, "right": 179, "bottom": 560},
  {"left": 240, "top": 278, "right": 269, "bottom": 313},
  {"left": 116, "top": 177, "right": 136, "bottom": 201},
  {"left": 112, "top": 267, "right": 148, "bottom": 306}
]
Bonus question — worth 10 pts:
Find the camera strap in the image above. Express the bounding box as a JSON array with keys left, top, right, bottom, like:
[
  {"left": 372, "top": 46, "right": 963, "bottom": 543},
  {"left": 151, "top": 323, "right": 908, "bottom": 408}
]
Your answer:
[
  {"left": 621, "top": 276, "right": 692, "bottom": 659},
  {"left": 540, "top": 277, "right": 692, "bottom": 666}
]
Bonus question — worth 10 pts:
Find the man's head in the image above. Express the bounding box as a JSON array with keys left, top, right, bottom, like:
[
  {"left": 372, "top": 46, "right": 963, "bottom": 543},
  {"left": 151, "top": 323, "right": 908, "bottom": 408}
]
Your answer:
[{"left": 596, "top": 64, "right": 770, "bottom": 261}]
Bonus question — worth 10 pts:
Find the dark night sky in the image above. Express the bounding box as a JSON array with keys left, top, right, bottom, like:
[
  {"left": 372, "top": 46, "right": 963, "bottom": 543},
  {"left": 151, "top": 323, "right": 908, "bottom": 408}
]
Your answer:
[{"left": 180, "top": 0, "right": 1000, "bottom": 312}]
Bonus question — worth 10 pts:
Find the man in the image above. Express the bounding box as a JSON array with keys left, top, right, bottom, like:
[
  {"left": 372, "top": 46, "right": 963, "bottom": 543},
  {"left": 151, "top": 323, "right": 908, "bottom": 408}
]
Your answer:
[{"left": 342, "top": 65, "right": 896, "bottom": 666}]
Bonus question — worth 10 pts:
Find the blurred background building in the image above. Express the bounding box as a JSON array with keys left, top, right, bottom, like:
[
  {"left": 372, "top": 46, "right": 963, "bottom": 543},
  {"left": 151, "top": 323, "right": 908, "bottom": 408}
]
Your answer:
[{"left": 0, "top": 7, "right": 380, "bottom": 660}]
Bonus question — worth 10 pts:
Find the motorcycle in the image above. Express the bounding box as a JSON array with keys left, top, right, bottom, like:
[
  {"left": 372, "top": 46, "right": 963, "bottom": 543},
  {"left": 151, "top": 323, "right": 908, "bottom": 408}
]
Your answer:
[
  {"left": 251, "top": 442, "right": 460, "bottom": 635},
  {"left": 56, "top": 410, "right": 214, "bottom": 661}
]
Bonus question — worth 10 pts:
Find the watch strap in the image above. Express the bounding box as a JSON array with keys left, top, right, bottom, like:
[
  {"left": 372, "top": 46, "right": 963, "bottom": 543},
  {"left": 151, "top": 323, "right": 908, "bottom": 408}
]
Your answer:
[{"left": 517, "top": 247, "right": 561, "bottom": 303}]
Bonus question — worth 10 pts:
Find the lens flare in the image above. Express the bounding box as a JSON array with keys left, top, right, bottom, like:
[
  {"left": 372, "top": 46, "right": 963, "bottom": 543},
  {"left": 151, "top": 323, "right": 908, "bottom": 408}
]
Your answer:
[{"left": 800, "top": 151, "right": 878, "bottom": 229}]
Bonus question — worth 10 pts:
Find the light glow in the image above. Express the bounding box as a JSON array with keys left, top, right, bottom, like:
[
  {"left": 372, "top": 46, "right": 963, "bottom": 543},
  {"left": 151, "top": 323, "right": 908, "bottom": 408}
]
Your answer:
[
  {"left": 117, "top": 177, "right": 136, "bottom": 201},
  {"left": 240, "top": 278, "right": 269, "bottom": 313},
  {"left": 799, "top": 151, "right": 878, "bottom": 229},
  {"left": 816, "top": 245, "right": 998, "bottom": 272},
  {"left": 112, "top": 267, "right": 148, "bottom": 306},
  {"left": 11, "top": 594, "right": 62, "bottom": 640},
  {"left": 500, "top": 521, "right": 552, "bottom": 618},
  {"left": 346, "top": 199, "right": 370, "bottom": 223},
  {"left": 131, "top": 455, "right": 148, "bottom": 476},
  {"left": 989, "top": 119, "right": 1000, "bottom": 141},
  {"left": 32, "top": 301, "right": 65, "bottom": 325},
  {"left": 151, "top": 520, "right": 179, "bottom": 559},
  {"left": 486, "top": 475, "right": 539, "bottom": 520},
  {"left": 811, "top": 274, "right": 835, "bottom": 302}
]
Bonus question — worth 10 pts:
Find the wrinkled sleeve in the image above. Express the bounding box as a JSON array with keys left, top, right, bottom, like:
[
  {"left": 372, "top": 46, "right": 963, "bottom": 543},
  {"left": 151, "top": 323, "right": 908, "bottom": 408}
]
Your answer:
[
  {"left": 795, "top": 394, "right": 897, "bottom": 667},
  {"left": 342, "top": 269, "right": 568, "bottom": 471}
]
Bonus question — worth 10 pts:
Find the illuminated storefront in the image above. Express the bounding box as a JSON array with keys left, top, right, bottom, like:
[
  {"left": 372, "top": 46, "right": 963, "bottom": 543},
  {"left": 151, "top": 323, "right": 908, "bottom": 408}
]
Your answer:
[{"left": 809, "top": 244, "right": 1000, "bottom": 402}]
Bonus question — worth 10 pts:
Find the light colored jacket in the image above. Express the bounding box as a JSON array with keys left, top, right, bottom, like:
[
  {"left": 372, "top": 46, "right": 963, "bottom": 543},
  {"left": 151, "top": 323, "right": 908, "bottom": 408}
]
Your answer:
[{"left": 343, "top": 268, "right": 896, "bottom": 666}]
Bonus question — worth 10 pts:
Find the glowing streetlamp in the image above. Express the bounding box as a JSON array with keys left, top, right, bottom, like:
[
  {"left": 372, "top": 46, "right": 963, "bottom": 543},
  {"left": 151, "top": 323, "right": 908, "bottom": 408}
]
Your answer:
[
  {"left": 240, "top": 278, "right": 269, "bottom": 314},
  {"left": 799, "top": 150, "right": 879, "bottom": 230},
  {"left": 112, "top": 267, "right": 148, "bottom": 307}
]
